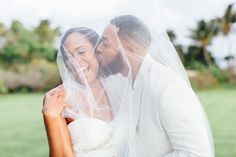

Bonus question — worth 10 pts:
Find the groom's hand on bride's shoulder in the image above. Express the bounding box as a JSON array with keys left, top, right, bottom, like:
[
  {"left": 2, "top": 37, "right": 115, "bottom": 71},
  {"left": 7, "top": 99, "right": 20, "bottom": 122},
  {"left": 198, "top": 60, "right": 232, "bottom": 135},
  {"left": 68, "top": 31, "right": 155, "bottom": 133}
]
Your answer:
[{"left": 42, "top": 85, "right": 69, "bottom": 119}]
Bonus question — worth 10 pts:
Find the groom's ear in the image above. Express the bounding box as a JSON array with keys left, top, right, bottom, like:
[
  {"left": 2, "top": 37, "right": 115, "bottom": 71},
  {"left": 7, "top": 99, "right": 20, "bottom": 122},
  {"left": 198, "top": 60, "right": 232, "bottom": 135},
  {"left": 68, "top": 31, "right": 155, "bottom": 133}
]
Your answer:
[
  {"left": 126, "top": 45, "right": 136, "bottom": 53},
  {"left": 119, "top": 36, "right": 136, "bottom": 53}
]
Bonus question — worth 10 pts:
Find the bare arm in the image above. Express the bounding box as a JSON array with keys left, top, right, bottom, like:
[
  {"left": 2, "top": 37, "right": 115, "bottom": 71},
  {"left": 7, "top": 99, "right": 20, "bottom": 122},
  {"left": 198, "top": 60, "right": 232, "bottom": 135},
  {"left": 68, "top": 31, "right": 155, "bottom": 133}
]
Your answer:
[{"left": 42, "top": 87, "right": 74, "bottom": 157}]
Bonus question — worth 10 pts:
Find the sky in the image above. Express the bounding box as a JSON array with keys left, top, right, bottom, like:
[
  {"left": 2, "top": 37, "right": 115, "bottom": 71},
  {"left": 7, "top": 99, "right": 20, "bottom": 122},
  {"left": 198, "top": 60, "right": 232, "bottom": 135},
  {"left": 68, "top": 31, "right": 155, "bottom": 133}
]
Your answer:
[{"left": 0, "top": 0, "right": 236, "bottom": 67}]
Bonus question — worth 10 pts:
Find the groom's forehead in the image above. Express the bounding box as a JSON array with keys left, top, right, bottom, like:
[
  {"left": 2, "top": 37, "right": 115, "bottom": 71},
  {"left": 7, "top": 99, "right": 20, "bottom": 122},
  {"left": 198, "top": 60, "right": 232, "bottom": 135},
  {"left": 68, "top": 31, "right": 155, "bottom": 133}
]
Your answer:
[{"left": 102, "top": 24, "right": 119, "bottom": 39}]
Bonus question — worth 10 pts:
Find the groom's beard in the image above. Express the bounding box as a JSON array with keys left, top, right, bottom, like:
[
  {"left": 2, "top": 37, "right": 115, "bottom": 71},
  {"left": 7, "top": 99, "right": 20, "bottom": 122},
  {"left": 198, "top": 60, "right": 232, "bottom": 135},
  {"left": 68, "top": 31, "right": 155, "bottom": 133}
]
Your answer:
[{"left": 99, "top": 52, "right": 124, "bottom": 77}]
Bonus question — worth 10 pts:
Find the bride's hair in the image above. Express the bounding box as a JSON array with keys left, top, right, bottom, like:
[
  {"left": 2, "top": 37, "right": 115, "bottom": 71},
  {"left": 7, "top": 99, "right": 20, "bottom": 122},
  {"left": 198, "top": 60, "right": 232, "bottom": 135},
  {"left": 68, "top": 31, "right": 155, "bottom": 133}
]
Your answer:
[
  {"left": 61, "top": 27, "right": 100, "bottom": 47},
  {"left": 60, "top": 27, "right": 100, "bottom": 59},
  {"left": 110, "top": 15, "right": 151, "bottom": 48}
]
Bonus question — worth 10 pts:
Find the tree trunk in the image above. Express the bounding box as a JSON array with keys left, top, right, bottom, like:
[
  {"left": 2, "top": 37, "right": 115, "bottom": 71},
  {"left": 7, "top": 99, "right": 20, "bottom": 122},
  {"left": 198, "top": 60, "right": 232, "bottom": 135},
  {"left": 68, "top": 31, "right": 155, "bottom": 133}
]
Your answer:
[{"left": 203, "top": 47, "right": 212, "bottom": 66}]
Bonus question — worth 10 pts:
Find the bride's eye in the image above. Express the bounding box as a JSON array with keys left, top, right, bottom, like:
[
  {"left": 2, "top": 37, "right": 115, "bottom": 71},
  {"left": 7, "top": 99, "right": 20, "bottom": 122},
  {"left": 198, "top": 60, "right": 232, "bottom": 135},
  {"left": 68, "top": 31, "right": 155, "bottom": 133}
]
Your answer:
[{"left": 77, "top": 48, "right": 86, "bottom": 55}]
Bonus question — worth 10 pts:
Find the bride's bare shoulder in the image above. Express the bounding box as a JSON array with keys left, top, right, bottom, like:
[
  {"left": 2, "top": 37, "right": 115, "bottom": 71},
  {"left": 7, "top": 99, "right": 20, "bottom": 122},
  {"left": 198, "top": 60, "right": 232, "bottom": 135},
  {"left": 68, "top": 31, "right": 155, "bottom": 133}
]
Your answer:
[
  {"left": 47, "top": 84, "right": 64, "bottom": 94},
  {"left": 52, "top": 84, "right": 64, "bottom": 91}
]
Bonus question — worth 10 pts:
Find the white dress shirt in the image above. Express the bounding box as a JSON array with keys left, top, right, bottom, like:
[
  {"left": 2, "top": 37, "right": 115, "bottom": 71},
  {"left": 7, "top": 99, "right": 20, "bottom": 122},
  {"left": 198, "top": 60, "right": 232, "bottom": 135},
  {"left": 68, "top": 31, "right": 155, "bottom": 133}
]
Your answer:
[{"left": 132, "top": 53, "right": 214, "bottom": 157}]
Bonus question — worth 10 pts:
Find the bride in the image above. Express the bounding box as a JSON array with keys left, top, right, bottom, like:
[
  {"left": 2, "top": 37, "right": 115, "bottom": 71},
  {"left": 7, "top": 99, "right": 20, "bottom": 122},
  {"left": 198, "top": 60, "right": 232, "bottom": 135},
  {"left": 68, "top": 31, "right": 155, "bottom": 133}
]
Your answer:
[{"left": 42, "top": 27, "right": 131, "bottom": 157}]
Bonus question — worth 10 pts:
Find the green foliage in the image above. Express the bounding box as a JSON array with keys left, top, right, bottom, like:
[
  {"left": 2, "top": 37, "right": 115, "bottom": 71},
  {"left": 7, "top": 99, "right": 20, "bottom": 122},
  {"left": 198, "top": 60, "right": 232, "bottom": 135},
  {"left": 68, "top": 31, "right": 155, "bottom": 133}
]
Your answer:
[
  {"left": 187, "top": 61, "right": 206, "bottom": 70},
  {"left": 0, "top": 20, "right": 61, "bottom": 93},
  {"left": 190, "top": 19, "right": 219, "bottom": 46},
  {"left": 185, "top": 45, "right": 216, "bottom": 68},
  {"left": 189, "top": 19, "right": 220, "bottom": 66},
  {"left": 207, "top": 65, "right": 228, "bottom": 83},
  {"left": 34, "top": 20, "right": 60, "bottom": 45},
  {"left": 0, "top": 20, "right": 60, "bottom": 66},
  {"left": 223, "top": 4, "right": 236, "bottom": 24},
  {"left": 187, "top": 4, "right": 236, "bottom": 66},
  {"left": 0, "top": 3, "right": 235, "bottom": 93}
]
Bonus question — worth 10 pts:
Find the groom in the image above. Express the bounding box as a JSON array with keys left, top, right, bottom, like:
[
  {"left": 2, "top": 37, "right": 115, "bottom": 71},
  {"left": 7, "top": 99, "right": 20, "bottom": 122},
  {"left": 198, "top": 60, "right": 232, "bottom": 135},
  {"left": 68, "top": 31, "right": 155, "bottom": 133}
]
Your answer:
[{"left": 96, "top": 15, "right": 214, "bottom": 157}]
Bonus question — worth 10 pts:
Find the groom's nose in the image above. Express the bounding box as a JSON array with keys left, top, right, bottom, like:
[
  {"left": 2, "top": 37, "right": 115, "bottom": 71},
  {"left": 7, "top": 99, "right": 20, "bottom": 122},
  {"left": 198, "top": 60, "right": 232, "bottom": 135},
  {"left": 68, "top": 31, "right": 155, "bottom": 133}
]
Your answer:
[{"left": 95, "top": 43, "right": 103, "bottom": 56}]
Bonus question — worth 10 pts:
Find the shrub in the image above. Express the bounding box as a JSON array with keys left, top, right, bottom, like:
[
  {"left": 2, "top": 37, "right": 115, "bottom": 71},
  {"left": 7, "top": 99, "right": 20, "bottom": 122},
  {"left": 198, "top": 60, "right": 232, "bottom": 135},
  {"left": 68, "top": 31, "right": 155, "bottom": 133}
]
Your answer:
[
  {"left": 186, "top": 61, "right": 206, "bottom": 70},
  {"left": 207, "top": 65, "right": 227, "bottom": 83},
  {"left": 0, "top": 58, "right": 61, "bottom": 93},
  {"left": 189, "top": 70, "right": 219, "bottom": 89}
]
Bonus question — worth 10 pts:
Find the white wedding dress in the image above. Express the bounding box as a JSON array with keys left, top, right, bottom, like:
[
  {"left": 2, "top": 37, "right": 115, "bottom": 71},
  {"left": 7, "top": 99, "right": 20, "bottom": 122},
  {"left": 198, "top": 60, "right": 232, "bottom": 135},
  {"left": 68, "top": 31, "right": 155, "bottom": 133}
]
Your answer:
[{"left": 68, "top": 117, "right": 125, "bottom": 157}]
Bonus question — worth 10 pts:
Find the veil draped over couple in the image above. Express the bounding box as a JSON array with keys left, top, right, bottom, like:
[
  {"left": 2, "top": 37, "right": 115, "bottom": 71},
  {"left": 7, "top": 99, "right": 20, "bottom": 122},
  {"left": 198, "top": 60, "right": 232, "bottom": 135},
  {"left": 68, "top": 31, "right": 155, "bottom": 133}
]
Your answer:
[{"left": 42, "top": 15, "right": 215, "bottom": 157}]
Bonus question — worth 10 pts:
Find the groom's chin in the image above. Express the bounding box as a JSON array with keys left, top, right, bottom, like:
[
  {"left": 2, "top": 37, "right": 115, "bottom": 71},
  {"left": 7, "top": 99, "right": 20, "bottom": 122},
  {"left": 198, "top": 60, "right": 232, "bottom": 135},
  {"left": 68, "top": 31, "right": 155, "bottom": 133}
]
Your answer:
[
  {"left": 98, "top": 53, "right": 124, "bottom": 77},
  {"left": 98, "top": 64, "right": 120, "bottom": 77}
]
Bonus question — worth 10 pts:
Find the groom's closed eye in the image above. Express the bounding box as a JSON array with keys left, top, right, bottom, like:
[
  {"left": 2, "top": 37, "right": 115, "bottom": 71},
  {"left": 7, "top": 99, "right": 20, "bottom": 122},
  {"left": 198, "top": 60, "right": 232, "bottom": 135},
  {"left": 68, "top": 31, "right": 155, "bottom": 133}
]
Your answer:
[{"left": 101, "top": 37, "right": 110, "bottom": 47}]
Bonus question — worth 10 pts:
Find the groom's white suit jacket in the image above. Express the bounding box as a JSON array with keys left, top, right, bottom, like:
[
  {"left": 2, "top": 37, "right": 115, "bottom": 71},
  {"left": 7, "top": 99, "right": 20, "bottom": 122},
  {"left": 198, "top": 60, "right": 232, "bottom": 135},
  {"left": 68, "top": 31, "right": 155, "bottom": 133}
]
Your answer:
[{"left": 131, "top": 53, "right": 214, "bottom": 157}]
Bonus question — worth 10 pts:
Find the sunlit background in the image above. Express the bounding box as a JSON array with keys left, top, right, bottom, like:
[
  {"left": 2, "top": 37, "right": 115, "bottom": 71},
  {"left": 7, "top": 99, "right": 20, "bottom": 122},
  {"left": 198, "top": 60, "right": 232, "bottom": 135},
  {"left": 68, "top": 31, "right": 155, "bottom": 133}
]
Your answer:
[{"left": 0, "top": 0, "right": 236, "bottom": 157}]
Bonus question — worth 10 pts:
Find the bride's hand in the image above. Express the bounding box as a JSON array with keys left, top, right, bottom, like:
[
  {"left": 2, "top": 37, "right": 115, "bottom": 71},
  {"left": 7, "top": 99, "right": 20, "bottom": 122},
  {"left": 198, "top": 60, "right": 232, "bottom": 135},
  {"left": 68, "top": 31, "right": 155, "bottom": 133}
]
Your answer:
[{"left": 42, "top": 86, "right": 69, "bottom": 118}]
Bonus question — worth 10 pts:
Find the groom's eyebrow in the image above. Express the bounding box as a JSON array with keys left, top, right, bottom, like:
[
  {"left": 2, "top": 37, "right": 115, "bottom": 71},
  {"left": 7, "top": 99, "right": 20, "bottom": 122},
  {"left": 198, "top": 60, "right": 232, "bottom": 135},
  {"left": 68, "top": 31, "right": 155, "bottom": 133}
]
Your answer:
[
  {"left": 101, "top": 37, "right": 110, "bottom": 44},
  {"left": 101, "top": 37, "right": 108, "bottom": 41}
]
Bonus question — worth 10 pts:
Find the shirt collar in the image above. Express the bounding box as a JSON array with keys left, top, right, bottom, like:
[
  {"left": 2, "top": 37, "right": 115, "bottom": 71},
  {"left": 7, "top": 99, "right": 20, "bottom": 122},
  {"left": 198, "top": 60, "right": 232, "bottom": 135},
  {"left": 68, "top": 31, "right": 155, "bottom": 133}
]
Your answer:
[
  {"left": 133, "top": 53, "right": 153, "bottom": 89},
  {"left": 137, "top": 53, "right": 153, "bottom": 76}
]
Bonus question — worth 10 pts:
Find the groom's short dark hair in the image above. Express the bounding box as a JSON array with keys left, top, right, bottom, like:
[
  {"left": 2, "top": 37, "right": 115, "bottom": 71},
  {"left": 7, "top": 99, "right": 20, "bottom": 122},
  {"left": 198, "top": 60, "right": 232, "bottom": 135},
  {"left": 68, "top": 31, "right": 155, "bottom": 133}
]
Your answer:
[{"left": 110, "top": 15, "right": 151, "bottom": 48}]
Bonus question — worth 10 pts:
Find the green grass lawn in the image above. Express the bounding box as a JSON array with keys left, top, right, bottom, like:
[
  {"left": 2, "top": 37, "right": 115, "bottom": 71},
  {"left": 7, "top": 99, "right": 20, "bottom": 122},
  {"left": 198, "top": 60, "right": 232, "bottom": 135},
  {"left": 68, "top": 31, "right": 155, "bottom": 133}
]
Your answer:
[
  {"left": 0, "top": 93, "right": 48, "bottom": 157},
  {"left": 0, "top": 89, "right": 235, "bottom": 157},
  {"left": 198, "top": 88, "right": 236, "bottom": 157}
]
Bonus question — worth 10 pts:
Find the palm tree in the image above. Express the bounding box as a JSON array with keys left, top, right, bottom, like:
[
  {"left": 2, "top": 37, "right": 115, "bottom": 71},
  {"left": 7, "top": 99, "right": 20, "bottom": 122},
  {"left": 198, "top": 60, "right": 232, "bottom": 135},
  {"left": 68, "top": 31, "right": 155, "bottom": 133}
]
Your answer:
[
  {"left": 221, "top": 4, "right": 236, "bottom": 80},
  {"left": 221, "top": 3, "right": 236, "bottom": 35},
  {"left": 167, "top": 30, "right": 185, "bottom": 63},
  {"left": 190, "top": 19, "right": 220, "bottom": 66},
  {"left": 34, "top": 20, "right": 60, "bottom": 45}
]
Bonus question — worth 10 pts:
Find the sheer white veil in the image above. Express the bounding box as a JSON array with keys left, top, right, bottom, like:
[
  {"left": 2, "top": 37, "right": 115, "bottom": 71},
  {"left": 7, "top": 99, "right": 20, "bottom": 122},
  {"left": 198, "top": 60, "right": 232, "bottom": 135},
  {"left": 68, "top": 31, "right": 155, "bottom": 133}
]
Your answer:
[
  {"left": 109, "top": 15, "right": 214, "bottom": 157},
  {"left": 57, "top": 23, "right": 133, "bottom": 156},
  {"left": 56, "top": 14, "right": 214, "bottom": 157}
]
